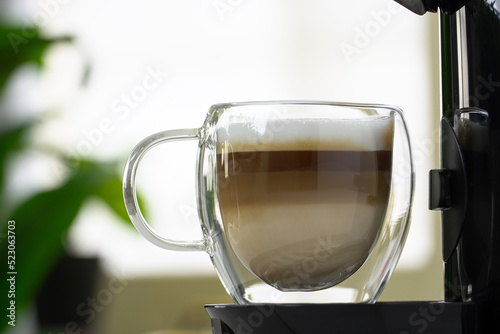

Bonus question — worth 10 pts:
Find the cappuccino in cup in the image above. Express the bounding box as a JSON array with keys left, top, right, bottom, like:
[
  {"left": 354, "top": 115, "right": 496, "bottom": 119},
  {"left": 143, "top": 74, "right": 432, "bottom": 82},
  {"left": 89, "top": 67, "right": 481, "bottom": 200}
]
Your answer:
[
  {"left": 216, "top": 117, "right": 394, "bottom": 291},
  {"left": 124, "top": 101, "right": 413, "bottom": 303}
]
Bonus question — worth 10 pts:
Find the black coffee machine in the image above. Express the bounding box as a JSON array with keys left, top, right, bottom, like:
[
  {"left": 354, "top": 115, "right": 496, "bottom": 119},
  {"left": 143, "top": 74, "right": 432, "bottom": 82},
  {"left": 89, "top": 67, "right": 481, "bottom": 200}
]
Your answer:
[{"left": 206, "top": 1, "right": 500, "bottom": 332}]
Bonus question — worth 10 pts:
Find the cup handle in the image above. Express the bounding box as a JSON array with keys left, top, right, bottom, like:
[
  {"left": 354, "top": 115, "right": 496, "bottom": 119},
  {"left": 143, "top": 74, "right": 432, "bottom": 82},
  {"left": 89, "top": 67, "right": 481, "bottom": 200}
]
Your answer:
[{"left": 123, "top": 128, "right": 206, "bottom": 252}]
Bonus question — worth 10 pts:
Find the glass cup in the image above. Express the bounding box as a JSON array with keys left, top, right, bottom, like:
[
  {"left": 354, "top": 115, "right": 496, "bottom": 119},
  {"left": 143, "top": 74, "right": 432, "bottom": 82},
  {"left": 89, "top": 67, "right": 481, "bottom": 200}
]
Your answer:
[{"left": 123, "top": 101, "right": 413, "bottom": 304}]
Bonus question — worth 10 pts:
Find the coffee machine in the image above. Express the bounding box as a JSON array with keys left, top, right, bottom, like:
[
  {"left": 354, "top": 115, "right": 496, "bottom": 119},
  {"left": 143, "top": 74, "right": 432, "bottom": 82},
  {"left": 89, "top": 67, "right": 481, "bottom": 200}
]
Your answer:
[{"left": 205, "top": 0, "right": 500, "bottom": 332}]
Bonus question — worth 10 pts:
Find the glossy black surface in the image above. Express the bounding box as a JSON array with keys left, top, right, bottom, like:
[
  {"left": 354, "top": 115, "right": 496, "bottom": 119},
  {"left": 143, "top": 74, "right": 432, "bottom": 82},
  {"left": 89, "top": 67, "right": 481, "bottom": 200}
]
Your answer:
[
  {"left": 206, "top": 302, "right": 482, "bottom": 334},
  {"left": 440, "top": 0, "right": 500, "bottom": 304}
]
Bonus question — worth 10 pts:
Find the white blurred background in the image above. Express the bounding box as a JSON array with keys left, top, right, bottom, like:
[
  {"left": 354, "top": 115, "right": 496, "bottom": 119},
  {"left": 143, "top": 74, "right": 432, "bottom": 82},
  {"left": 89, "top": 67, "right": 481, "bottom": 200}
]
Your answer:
[{"left": 3, "top": 0, "right": 442, "bottom": 332}]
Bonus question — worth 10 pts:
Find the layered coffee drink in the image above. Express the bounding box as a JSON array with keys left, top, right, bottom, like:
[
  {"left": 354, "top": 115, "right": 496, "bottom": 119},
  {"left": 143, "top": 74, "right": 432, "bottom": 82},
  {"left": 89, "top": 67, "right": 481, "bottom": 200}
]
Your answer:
[{"left": 216, "top": 117, "right": 394, "bottom": 291}]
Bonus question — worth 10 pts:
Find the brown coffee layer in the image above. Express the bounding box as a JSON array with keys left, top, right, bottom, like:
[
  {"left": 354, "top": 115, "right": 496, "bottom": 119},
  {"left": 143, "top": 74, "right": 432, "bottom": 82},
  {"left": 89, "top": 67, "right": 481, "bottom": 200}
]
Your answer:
[{"left": 218, "top": 150, "right": 392, "bottom": 173}]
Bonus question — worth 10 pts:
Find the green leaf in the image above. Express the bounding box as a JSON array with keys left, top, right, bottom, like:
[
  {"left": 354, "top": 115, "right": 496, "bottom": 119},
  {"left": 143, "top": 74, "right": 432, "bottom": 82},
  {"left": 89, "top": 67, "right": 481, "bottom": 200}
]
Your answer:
[
  {"left": 0, "top": 24, "right": 72, "bottom": 92},
  {"left": 0, "top": 181, "right": 87, "bottom": 329},
  {"left": 0, "top": 122, "right": 33, "bottom": 164},
  {"left": 94, "top": 175, "right": 135, "bottom": 228},
  {"left": 0, "top": 158, "right": 144, "bottom": 332},
  {"left": 0, "top": 122, "right": 35, "bottom": 218},
  {"left": 67, "top": 159, "right": 145, "bottom": 229}
]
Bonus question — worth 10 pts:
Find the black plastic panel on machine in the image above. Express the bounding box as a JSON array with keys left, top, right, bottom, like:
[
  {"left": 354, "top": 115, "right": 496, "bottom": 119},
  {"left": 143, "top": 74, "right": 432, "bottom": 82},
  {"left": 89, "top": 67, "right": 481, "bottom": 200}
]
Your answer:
[
  {"left": 206, "top": 302, "right": 481, "bottom": 334},
  {"left": 429, "top": 118, "right": 467, "bottom": 263}
]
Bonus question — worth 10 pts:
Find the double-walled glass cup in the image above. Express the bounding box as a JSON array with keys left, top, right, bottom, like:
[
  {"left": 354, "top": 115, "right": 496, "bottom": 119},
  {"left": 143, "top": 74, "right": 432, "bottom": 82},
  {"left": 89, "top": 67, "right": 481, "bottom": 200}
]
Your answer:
[{"left": 123, "top": 101, "right": 413, "bottom": 304}]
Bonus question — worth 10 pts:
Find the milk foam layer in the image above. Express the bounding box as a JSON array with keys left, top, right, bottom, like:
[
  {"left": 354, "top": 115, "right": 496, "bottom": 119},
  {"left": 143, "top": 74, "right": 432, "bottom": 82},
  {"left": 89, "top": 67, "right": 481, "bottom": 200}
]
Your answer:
[
  {"left": 216, "top": 117, "right": 394, "bottom": 152},
  {"left": 223, "top": 197, "right": 386, "bottom": 291}
]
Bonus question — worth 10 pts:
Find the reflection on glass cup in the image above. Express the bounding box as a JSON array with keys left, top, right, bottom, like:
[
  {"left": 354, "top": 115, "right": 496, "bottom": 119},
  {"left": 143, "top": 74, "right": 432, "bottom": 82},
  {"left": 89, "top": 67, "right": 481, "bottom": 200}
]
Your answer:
[{"left": 123, "top": 101, "right": 413, "bottom": 304}]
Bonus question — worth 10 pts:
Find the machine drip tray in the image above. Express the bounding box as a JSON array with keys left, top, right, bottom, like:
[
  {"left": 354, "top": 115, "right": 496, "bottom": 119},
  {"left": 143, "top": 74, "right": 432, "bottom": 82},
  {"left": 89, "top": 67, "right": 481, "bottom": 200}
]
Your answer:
[{"left": 206, "top": 302, "right": 484, "bottom": 334}]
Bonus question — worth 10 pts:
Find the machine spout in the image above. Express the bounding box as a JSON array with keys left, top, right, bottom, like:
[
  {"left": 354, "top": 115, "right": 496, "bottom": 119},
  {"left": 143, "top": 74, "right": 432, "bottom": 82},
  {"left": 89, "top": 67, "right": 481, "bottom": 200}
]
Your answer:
[{"left": 395, "top": 0, "right": 472, "bottom": 15}]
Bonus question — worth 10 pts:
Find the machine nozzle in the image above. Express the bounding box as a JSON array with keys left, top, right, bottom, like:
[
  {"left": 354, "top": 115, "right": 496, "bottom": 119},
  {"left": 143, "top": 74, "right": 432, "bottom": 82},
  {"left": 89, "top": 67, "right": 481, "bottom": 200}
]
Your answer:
[{"left": 395, "top": 0, "right": 473, "bottom": 15}]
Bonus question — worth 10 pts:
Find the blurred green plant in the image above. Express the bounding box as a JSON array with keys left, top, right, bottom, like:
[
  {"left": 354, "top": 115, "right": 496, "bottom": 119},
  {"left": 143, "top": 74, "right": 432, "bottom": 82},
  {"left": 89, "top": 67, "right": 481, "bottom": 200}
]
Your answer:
[{"left": 0, "top": 7, "right": 142, "bottom": 333}]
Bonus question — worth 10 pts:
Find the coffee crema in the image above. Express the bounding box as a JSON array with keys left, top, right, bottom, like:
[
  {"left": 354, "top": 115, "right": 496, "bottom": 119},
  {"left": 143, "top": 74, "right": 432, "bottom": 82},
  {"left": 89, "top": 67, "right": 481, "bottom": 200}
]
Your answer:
[{"left": 216, "top": 118, "right": 394, "bottom": 291}]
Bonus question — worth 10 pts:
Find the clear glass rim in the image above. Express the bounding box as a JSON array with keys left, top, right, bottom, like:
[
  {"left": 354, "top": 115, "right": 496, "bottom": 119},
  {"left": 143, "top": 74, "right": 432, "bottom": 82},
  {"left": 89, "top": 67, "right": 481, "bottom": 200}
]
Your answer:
[{"left": 208, "top": 100, "right": 404, "bottom": 114}]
